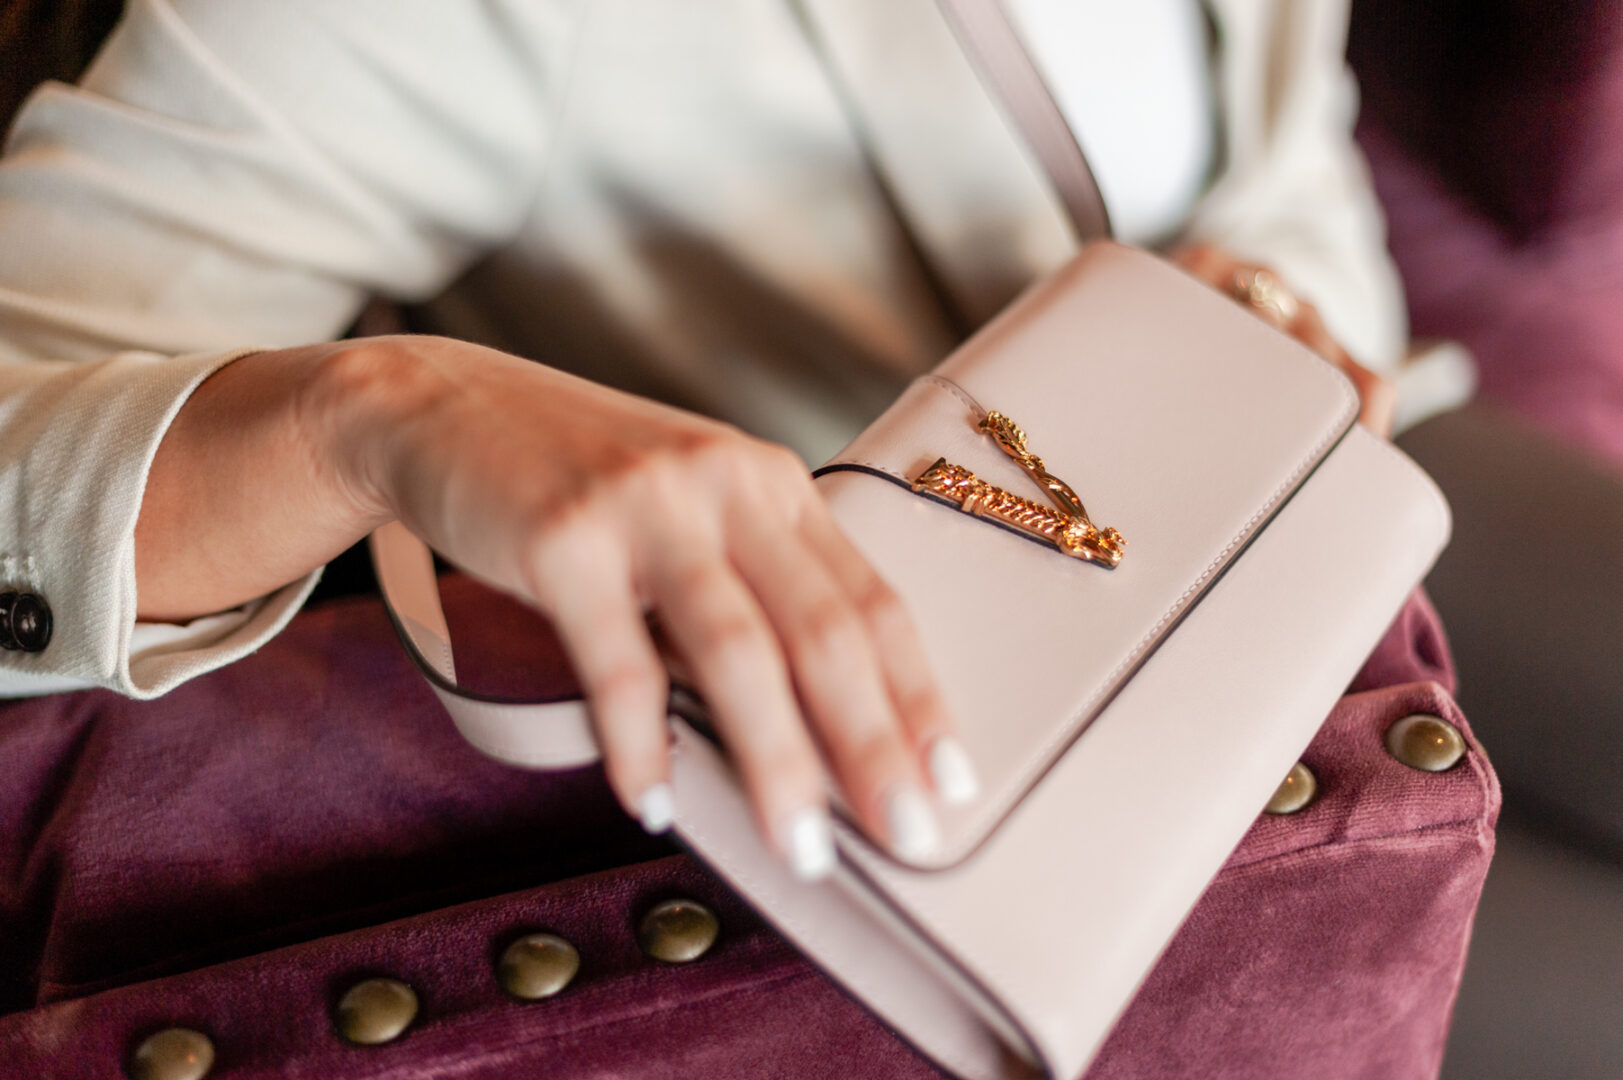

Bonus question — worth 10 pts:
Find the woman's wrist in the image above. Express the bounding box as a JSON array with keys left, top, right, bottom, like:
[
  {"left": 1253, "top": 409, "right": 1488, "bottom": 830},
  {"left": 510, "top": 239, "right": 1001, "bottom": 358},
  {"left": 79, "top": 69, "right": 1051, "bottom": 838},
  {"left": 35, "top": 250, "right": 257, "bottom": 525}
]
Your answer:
[
  {"left": 134, "top": 341, "right": 403, "bottom": 621},
  {"left": 298, "top": 336, "right": 431, "bottom": 534}
]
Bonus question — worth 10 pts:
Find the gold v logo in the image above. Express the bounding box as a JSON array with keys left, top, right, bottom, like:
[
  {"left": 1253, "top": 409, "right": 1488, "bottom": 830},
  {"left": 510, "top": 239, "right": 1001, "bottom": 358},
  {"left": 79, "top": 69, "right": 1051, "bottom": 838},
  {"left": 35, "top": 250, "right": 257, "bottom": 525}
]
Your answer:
[{"left": 910, "top": 412, "right": 1125, "bottom": 567}]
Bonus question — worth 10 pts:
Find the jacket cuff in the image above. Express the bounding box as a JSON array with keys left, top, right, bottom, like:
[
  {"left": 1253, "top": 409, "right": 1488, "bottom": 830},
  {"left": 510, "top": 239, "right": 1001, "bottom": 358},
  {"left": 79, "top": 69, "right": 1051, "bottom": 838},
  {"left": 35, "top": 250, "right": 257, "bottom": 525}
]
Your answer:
[{"left": 0, "top": 346, "right": 315, "bottom": 698}]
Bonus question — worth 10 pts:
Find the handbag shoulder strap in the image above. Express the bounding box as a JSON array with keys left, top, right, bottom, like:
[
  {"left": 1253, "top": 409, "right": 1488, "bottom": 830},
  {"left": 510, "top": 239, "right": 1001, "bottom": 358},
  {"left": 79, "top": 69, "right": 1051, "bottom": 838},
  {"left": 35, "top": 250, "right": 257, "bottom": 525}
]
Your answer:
[
  {"left": 933, "top": 0, "right": 1112, "bottom": 241},
  {"left": 790, "top": 0, "right": 1109, "bottom": 325},
  {"left": 371, "top": 522, "right": 605, "bottom": 768}
]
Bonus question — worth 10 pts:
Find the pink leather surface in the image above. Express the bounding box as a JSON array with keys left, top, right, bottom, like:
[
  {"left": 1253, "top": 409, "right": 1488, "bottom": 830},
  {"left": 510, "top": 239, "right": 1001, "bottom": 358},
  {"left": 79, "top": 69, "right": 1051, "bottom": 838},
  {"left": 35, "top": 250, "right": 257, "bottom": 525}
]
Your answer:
[
  {"left": 670, "top": 726, "right": 1038, "bottom": 1080},
  {"left": 369, "top": 244, "right": 1359, "bottom": 818},
  {"left": 676, "top": 426, "right": 1450, "bottom": 1080},
  {"left": 819, "top": 244, "right": 1358, "bottom": 865},
  {"left": 370, "top": 522, "right": 604, "bottom": 769}
]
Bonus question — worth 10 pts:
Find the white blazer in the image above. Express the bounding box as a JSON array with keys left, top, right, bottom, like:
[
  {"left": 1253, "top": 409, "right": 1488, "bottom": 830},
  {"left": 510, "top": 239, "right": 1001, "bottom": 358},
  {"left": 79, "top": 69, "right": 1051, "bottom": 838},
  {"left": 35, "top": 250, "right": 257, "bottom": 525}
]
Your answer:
[{"left": 0, "top": 0, "right": 1406, "bottom": 698}]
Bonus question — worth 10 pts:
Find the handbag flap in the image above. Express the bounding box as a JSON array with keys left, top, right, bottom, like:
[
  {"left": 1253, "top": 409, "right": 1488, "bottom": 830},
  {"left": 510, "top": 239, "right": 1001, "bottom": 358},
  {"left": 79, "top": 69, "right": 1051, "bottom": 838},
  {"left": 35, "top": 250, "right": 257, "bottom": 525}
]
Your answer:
[
  {"left": 682, "top": 425, "right": 1450, "bottom": 1080},
  {"left": 814, "top": 243, "right": 1358, "bottom": 868}
]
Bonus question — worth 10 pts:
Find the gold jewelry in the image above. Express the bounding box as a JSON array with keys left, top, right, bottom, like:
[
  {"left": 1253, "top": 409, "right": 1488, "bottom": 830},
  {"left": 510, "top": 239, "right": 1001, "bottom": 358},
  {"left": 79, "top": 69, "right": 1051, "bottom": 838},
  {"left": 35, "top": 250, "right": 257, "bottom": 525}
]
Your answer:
[
  {"left": 977, "top": 411, "right": 1091, "bottom": 522},
  {"left": 1231, "top": 268, "right": 1299, "bottom": 325},
  {"left": 910, "top": 411, "right": 1125, "bottom": 567}
]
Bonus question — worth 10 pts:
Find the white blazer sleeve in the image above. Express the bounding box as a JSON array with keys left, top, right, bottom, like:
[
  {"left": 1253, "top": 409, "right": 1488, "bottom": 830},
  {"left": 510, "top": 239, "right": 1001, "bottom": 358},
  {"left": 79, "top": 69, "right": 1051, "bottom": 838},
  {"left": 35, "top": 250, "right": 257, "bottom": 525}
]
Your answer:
[
  {"left": 0, "top": 0, "right": 572, "bottom": 697},
  {"left": 1180, "top": 0, "right": 1408, "bottom": 374}
]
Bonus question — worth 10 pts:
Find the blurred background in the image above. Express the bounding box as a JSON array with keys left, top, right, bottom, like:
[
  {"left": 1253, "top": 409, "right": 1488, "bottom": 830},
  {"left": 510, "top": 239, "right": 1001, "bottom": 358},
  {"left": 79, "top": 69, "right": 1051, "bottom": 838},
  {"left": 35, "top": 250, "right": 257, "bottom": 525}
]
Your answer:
[
  {"left": 2, "top": 1, "right": 1619, "bottom": 1075},
  {"left": 1349, "top": 2, "right": 1623, "bottom": 1076}
]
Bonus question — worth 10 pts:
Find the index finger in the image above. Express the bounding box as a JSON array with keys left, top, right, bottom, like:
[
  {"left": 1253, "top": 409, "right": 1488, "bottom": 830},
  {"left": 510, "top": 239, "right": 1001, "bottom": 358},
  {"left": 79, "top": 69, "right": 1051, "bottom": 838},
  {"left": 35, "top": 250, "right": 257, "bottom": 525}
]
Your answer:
[{"left": 798, "top": 498, "right": 979, "bottom": 805}]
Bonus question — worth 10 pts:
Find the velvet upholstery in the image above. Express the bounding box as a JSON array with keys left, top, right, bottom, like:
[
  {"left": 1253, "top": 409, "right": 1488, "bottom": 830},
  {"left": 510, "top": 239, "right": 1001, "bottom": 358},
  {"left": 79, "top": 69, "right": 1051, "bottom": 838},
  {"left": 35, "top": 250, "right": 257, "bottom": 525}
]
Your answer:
[
  {"left": 1352, "top": 1, "right": 1623, "bottom": 467},
  {"left": 1349, "top": 0, "right": 1623, "bottom": 240},
  {"left": 0, "top": 578, "right": 1497, "bottom": 1078}
]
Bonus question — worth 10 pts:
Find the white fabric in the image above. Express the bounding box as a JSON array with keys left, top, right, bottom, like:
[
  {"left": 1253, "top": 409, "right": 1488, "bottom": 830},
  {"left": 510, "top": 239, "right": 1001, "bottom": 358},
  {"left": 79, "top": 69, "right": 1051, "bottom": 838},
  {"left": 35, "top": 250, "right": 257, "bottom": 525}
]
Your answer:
[
  {"left": 1009, "top": 0, "right": 1216, "bottom": 246},
  {"left": 0, "top": 0, "right": 1414, "bottom": 698},
  {"left": 1180, "top": 0, "right": 1411, "bottom": 371}
]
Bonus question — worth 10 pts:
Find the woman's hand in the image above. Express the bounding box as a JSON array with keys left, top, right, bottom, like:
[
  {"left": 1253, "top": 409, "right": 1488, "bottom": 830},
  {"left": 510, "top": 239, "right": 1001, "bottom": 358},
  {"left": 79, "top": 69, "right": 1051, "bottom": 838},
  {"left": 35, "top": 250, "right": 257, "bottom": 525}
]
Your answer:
[
  {"left": 312, "top": 336, "right": 973, "bottom": 876},
  {"left": 1172, "top": 245, "right": 1395, "bottom": 437},
  {"left": 140, "top": 335, "right": 975, "bottom": 876}
]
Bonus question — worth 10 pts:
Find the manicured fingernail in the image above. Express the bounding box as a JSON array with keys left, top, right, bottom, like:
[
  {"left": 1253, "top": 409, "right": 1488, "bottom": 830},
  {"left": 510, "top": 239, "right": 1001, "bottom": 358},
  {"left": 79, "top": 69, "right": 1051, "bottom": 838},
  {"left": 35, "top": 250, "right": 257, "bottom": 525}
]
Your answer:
[
  {"left": 885, "top": 786, "right": 941, "bottom": 861},
  {"left": 783, "top": 807, "right": 837, "bottom": 881},
  {"left": 637, "top": 783, "right": 675, "bottom": 834},
  {"left": 927, "top": 736, "right": 980, "bottom": 805}
]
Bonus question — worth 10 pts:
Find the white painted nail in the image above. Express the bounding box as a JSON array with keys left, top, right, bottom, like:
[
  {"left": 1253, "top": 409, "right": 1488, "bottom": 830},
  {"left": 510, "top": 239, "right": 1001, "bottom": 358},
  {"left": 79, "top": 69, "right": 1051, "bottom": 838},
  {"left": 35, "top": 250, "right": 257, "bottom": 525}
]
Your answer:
[
  {"left": 637, "top": 783, "right": 675, "bottom": 834},
  {"left": 885, "top": 786, "right": 941, "bottom": 861},
  {"left": 927, "top": 736, "right": 980, "bottom": 805},
  {"left": 784, "top": 807, "right": 837, "bottom": 881}
]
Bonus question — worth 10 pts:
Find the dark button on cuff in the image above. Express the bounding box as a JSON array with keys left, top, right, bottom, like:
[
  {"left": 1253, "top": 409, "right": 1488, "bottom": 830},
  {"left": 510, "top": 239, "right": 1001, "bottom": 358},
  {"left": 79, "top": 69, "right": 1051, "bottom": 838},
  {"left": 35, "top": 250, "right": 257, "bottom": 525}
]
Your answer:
[{"left": 0, "top": 591, "right": 52, "bottom": 652}]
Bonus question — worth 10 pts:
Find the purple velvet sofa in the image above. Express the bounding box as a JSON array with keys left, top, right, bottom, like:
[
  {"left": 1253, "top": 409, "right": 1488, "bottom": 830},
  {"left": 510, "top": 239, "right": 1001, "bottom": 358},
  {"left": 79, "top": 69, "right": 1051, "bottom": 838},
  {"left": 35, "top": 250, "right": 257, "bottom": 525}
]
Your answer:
[
  {"left": 1353, "top": 0, "right": 1623, "bottom": 467},
  {"left": 0, "top": 579, "right": 1495, "bottom": 1079}
]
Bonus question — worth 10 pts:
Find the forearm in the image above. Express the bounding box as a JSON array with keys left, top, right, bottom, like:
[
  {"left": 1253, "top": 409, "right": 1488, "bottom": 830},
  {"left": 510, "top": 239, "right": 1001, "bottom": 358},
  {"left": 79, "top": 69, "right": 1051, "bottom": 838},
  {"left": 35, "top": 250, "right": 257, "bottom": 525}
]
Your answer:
[{"left": 133, "top": 342, "right": 393, "bottom": 623}]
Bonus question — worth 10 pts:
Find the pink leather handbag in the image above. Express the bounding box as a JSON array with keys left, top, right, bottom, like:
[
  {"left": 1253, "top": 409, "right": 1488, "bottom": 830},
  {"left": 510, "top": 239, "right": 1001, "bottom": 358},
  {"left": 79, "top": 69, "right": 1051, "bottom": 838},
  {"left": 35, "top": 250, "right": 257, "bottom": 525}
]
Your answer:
[
  {"left": 369, "top": 240, "right": 1450, "bottom": 1080},
  {"left": 367, "top": 5, "right": 1452, "bottom": 1077}
]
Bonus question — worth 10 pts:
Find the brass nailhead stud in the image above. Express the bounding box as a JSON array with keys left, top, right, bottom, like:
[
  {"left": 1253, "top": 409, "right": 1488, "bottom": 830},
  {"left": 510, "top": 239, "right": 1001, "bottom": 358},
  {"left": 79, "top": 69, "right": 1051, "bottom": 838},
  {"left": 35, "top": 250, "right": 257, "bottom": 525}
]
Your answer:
[
  {"left": 1264, "top": 761, "right": 1318, "bottom": 815},
  {"left": 334, "top": 977, "right": 418, "bottom": 1046},
  {"left": 127, "top": 1028, "right": 214, "bottom": 1080},
  {"left": 498, "top": 933, "right": 581, "bottom": 1001},
  {"left": 1385, "top": 713, "right": 1467, "bottom": 773},
  {"left": 637, "top": 898, "right": 720, "bottom": 964}
]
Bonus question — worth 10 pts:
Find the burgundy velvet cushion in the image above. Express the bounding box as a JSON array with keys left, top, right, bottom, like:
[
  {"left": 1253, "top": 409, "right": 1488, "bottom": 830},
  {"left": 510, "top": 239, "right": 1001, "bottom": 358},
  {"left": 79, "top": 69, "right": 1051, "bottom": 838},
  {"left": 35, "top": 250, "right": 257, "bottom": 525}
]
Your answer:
[
  {"left": 0, "top": 578, "right": 1496, "bottom": 1078},
  {"left": 1352, "top": 3, "right": 1623, "bottom": 467},
  {"left": 1349, "top": 0, "right": 1623, "bottom": 238},
  {"left": 1361, "top": 113, "right": 1623, "bottom": 468}
]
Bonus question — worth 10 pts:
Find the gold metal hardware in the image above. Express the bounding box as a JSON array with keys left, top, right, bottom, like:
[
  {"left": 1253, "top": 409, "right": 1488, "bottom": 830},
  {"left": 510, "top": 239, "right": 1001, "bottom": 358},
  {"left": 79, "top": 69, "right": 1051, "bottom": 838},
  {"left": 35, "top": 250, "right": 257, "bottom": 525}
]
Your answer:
[
  {"left": 498, "top": 933, "right": 582, "bottom": 1000},
  {"left": 1231, "top": 267, "right": 1300, "bottom": 325},
  {"left": 128, "top": 1028, "right": 215, "bottom": 1080},
  {"left": 334, "top": 977, "right": 419, "bottom": 1046},
  {"left": 1383, "top": 714, "right": 1466, "bottom": 773},
  {"left": 977, "top": 412, "right": 1091, "bottom": 522},
  {"left": 910, "top": 411, "right": 1125, "bottom": 567},
  {"left": 637, "top": 898, "right": 721, "bottom": 964},
  {"left": 1264, "top": 761, "right": 1318, "bottom": 815}
]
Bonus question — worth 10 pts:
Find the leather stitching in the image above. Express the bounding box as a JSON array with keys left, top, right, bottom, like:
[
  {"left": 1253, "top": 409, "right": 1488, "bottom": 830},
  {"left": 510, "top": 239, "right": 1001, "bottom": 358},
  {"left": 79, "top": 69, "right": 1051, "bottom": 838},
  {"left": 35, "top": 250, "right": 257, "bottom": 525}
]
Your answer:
[{"left": 916, "top": 372, "right": 986, "bottom": 414}]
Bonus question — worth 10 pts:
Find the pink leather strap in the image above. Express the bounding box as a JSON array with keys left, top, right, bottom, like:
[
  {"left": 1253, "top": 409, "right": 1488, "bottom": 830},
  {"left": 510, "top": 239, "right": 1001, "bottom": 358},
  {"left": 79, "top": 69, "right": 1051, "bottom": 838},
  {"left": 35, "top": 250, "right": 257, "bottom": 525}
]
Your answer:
[
  {"left": 369, "top": 522, "right": 605, "bottom": 769},
  {"left": 933, "top": 0, "right": 1112, "bottom": 241}
]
